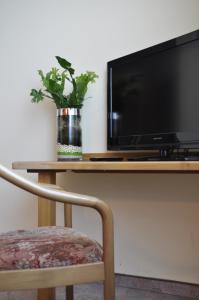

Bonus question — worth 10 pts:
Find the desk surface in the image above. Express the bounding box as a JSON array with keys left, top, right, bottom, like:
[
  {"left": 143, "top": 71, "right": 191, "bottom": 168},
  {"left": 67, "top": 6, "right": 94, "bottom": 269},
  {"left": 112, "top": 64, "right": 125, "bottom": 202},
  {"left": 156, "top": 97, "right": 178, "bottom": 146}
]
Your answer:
[{"left": 12, "top": 160, "right": 199, "bottom": 173}]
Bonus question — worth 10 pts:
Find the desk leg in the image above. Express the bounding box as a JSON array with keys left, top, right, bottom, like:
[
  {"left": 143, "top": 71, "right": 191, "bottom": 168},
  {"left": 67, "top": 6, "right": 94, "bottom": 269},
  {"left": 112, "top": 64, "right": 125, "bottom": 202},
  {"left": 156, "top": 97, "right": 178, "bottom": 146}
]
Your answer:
[{"left": 37, "top": 172, "right": 56, "bottom": 300}]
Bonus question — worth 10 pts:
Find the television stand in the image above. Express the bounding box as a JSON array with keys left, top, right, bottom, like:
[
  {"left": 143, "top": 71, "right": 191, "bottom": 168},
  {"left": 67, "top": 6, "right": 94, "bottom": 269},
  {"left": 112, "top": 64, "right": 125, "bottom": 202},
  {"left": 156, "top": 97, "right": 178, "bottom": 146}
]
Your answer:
[
  {"left": 128, "top": 156, "right": 199, "bottom": 162},
  {"left": 127, "top": 149, "right": 199, "bottom": 161}
]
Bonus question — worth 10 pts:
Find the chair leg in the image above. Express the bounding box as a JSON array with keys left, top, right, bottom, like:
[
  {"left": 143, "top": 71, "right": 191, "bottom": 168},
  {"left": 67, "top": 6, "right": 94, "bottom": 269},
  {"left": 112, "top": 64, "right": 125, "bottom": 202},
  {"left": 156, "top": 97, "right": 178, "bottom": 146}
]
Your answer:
[
  {"left": 64, "top": 205, "right": 74, "bottom": 300},
  {"left": 103, "top": 213, "right": 115, "bottom": 300},
  {"left": 38, "top": 288, "right": 55, "bottom": 300},
  {"left": 104, "top": 274, "right": 115, "bottom": 300},
  {"left": 66, "top": 286, "right": 74, "bottom": 300}
]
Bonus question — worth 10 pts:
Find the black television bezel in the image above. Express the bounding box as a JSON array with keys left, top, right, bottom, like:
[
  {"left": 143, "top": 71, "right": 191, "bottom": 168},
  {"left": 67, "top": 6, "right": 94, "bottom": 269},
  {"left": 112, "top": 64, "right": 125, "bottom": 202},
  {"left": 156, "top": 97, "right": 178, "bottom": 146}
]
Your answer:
[{"left": 107, "top": 29, "right": 199, "bottom": 152}]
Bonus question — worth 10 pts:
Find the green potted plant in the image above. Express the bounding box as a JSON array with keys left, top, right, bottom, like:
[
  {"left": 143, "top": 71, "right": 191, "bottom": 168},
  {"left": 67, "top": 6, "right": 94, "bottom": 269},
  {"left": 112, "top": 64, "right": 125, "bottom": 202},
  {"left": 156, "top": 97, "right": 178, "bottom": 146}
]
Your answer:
[{"left": 31, "top": 56, "right": 98, "bottom": 161}]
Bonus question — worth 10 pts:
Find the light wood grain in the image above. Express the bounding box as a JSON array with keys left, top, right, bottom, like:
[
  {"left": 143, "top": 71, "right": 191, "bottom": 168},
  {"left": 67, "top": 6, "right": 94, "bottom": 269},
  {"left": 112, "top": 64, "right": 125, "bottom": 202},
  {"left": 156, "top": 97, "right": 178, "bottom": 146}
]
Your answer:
[
  {"left": 83, "top": 151, "right": 158, "bottom": 160},
  {"left": 37, "top": 172, "right": 56, "bottom": 300},
  {"left": 12, "top": 160, "right": 199, "bottom": 172},
  {"left": 64, "top": 203, "right": 72, "bottom": 227},
  {"left": 102, "top": 201, "right": 115, "bottom": 299},
  {"left": 0, "top": 263, "right": 104, "bottom": 290},
  {"left": 64, "top": 203, "right": 73, "bottom": 299},
  {"left": 0, "top": 164, "right": 115, "bottom": 300},
  {"left": 37, "top": 288, "right": 55, "bottom": 300},
  {"left": 38, "top": 172, "right": 56, "bottom": 227}
]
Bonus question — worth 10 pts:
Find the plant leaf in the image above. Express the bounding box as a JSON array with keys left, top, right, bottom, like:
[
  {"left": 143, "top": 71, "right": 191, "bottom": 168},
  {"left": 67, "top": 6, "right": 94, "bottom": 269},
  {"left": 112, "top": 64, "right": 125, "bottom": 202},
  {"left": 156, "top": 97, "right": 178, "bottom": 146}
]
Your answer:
[
  {"left": 75, "top": 71, "right": 98, "bottom": 105},
  {"left": 56, "top": 56, "right": 71, "bottom": 69},
  {"left": 31, "top": 57, "right": 98, "bottom": 108},
  {"left": 69, "top": 67, "right": 75, "bottom": 75},
  {"left": 38, "top": 70, "right": 45, "bottom": 80},
  {"left": 30, "top": 89, "right": 44, "bottom": 103}
]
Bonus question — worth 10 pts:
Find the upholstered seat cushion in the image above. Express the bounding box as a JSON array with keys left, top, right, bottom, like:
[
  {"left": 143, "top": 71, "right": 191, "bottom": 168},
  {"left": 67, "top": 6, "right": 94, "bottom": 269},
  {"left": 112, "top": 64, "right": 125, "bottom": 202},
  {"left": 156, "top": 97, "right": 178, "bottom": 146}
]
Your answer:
[{"left": 0, "top": 226, "right": 103, "bottom": 271}]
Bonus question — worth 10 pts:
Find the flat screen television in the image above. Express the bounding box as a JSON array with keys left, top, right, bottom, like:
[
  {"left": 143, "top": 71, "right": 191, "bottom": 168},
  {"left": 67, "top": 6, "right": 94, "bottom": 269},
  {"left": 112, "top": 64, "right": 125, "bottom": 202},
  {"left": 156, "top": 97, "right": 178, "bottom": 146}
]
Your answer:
[{"left": 107, "top": 29, "right": 199, "bottom": 159}]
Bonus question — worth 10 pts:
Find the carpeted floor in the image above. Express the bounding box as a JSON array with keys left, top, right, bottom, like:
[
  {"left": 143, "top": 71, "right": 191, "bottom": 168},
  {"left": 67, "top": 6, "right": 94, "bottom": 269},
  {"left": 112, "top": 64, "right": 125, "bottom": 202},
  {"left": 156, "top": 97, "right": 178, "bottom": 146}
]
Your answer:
[{"left": 0, "top": 275, "right": 198, "bottom": 300}]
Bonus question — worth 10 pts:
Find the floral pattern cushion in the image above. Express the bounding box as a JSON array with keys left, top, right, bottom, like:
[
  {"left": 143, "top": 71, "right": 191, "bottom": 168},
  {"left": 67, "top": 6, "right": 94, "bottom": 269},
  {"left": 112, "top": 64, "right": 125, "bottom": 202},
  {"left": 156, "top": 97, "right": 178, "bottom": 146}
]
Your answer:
[{"left": 0, "top": 226, "right": 103, "bottom": 271}]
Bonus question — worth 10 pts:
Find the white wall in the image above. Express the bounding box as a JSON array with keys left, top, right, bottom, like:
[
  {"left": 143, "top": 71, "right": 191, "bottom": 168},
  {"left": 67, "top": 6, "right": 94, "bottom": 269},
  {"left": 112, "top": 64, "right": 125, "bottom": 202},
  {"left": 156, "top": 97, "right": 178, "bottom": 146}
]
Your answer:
[{"left": 1, "top": 0, "right": 199, "bottom": 283}]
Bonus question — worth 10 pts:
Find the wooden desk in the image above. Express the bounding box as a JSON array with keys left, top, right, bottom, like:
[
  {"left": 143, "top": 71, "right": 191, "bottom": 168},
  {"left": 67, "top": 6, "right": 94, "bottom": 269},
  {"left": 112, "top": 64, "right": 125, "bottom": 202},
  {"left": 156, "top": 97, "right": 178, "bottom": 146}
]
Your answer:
[
  {"left": 12, "top": 160, "right": 199, "bottom": 173},
  {"left": 12, "top": 160, "right": 199, "bottom": 226},
  {"left": 12, "top": 160, "right": 199, "bottom": 300}
]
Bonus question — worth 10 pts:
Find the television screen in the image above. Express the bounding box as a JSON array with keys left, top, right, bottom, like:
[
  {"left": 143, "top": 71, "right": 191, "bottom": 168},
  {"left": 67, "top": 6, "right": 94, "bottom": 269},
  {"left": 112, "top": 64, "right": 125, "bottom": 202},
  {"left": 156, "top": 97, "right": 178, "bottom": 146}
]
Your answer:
[{"left": 107, "top": 30, "right": 199, "bottom": 152}]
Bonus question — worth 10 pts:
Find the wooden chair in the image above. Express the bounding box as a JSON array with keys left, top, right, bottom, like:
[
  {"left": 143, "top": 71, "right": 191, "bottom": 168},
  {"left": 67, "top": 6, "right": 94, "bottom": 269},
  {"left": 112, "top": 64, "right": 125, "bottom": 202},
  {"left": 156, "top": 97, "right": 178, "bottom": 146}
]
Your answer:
[{"left": 0, "top": 164, "right": 115, "bottom": 300}]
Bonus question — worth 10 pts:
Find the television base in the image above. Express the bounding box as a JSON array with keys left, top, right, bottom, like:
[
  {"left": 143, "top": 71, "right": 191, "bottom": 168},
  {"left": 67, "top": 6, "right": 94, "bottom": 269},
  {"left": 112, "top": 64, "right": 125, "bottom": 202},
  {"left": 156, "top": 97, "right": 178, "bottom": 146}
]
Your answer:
[
  {"left": 127, "top": 149, "right": 199, "bottom": 161},
  {"left": 128, "top": 156, "right": 199, "bottom": 161}
]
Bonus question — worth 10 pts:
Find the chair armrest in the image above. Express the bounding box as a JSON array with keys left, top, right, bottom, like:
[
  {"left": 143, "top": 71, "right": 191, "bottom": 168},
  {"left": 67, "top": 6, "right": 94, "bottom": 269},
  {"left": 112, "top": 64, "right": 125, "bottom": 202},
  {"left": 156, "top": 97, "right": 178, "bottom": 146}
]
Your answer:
[
  {"left": 0, "top": 164, "right": 112, "bottom": 219},
  {"left": 0, "top": 164, "right": 114, "bottom": 284}
]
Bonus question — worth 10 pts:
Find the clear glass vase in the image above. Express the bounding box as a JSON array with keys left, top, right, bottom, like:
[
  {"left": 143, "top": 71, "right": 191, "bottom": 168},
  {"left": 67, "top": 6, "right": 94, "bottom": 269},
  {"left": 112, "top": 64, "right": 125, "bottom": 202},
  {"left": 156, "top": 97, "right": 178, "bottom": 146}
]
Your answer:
[{"left": 57, "top": 108, "right": 82, "bottom": 161}]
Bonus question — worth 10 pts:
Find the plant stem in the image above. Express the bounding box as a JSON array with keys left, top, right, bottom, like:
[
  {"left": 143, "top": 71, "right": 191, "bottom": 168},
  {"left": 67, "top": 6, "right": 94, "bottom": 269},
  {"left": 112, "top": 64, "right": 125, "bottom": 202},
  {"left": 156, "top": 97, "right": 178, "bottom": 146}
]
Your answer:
[{"left": 43, "top": 93, "right": 54, "bottom": 100}]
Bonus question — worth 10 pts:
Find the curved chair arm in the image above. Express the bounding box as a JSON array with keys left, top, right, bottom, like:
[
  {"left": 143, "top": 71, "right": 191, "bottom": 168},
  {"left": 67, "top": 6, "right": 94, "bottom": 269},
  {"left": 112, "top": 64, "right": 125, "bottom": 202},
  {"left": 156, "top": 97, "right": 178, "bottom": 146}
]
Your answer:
[
  {"left": 0, "top": 164, "right": 112, "bottom": 218},
  {"left": 0, "top": 164, "right": 114, "bottom": 287},
  {"left": 0, "top": 164, "right": 115, "bottom": 298}
]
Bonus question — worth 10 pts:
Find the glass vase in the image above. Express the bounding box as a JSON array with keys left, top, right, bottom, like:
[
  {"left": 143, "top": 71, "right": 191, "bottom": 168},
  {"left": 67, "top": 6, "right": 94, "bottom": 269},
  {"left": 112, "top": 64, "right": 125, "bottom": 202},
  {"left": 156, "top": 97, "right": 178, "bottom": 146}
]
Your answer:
[{"left": 57, "top": 108, "right": 82, "bottom": 161}]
